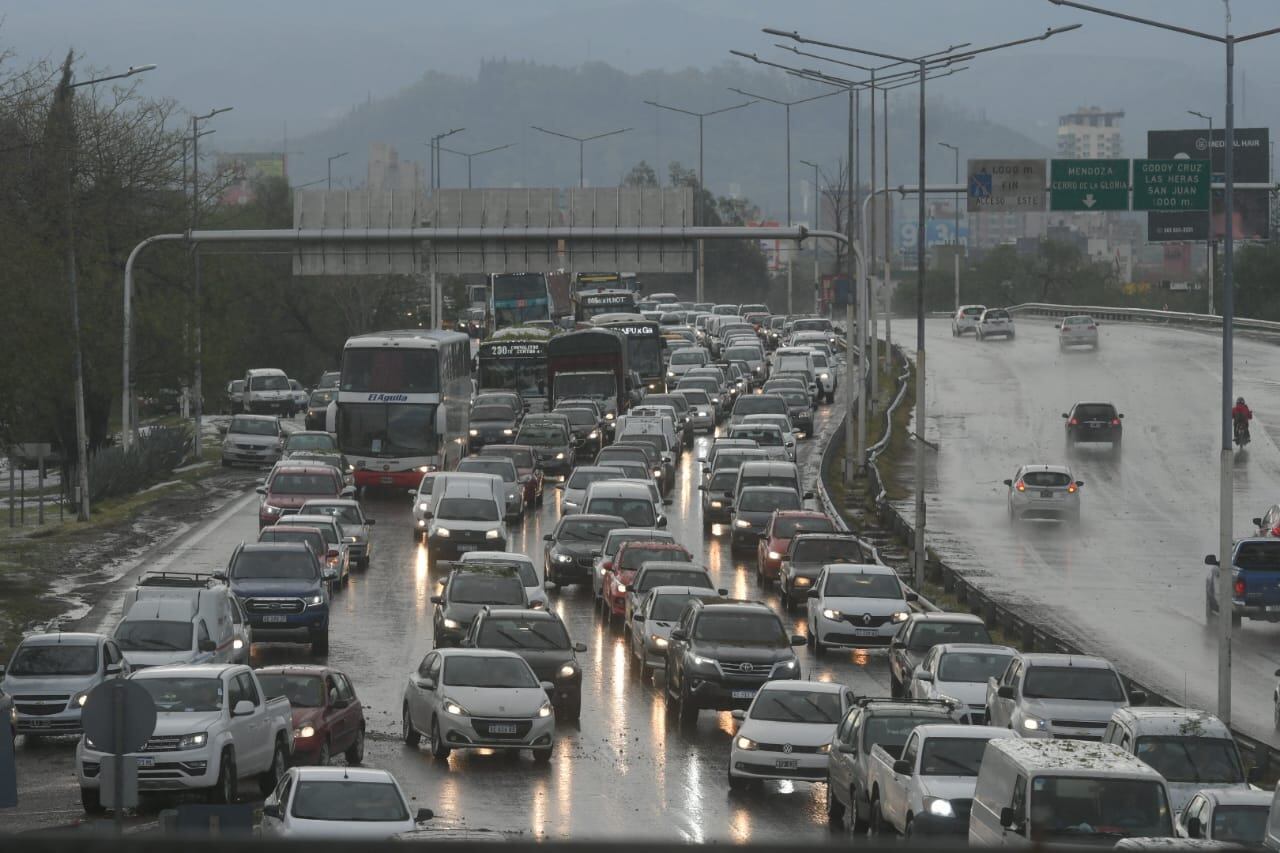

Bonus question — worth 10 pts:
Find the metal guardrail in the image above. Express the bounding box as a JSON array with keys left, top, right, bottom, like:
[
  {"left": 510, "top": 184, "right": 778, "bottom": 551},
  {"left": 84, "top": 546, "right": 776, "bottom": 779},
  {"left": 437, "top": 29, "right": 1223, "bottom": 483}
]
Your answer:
[
  {"left": 929, "top": 301, "right": 1280, "bottom": 336},
  {"left": 816, "top": 327, "right": 1280, "bottom": 776}
]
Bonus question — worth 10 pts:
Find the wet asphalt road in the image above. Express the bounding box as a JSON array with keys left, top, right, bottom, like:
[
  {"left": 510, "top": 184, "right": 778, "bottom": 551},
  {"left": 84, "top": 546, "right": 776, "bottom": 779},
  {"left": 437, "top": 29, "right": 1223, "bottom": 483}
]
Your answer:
[
  {"left": 910, "top": 317, "right": 1280, "bottom": 746},
  {"left": 8, "top": 379, "right": 903, "bottom": 840}
]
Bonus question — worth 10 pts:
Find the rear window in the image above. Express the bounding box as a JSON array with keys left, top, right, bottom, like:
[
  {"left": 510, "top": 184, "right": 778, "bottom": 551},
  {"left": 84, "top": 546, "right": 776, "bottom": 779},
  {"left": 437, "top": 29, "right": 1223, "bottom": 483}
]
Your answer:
[
  {"left": 1072, "top": 404, "right": 1116, "bottom": 419},
  {"left": 619, "top": 546, "right": 689, "bottom": 571},
  {"left": 270, "top": 473, "right": 338, "bottom": 495},
  {"left": 638, "top": 569, "right": 711, "bottom": 591},
  {"left": 471, "top": 405, "right": 516, "bottom": 421},
  {"left": 792, "top": 538, "right": 865, "bottom": 563},
  {"left": 738, "top": 490, "right": 801, "bottom": 513},
  {"left": 1022, "top": 471, "right": 1071, "bottom": 488},
  {"left": 961, "top": 307, "right": 983, "bottom": 317},
  {"left": 984, "top": 310, "right": 1009, "bottom": 320},
  {"left": 773, "top": 516, "right": 834, "bottom": 538},
  {"left": 457, "top": 460, "right": 516, "bottom": 482},
  {"left": 1235, "top": 542, "right": 1280, "bottom": 571}
]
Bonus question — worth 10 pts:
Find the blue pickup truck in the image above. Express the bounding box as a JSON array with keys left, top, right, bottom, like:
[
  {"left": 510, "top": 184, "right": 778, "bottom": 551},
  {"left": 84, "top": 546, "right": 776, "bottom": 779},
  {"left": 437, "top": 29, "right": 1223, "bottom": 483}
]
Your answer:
[
  {"left": 1205, "top": 538, "right": 1280, "bottom": 626},
  {"left": 216, "top": 542, "right": 331, "bottom": 653}
]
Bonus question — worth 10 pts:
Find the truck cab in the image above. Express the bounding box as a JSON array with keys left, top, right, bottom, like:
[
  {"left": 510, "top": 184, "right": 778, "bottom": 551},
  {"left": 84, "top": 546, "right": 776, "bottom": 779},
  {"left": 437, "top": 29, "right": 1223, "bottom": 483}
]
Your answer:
[{"left": 1205, "top": 537, "right": 1280, "bottom": 626}]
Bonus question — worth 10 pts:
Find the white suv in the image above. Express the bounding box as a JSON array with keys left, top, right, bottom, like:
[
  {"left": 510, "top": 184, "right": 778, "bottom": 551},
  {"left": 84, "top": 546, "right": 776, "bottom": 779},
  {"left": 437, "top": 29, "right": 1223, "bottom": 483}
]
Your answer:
[
  {"left": 1003, "top": 463, "right": 1082, "bottom": 524},
  {"left": 975, "top": 308, "right": 1015, "bottom": 340},
  {"left": 951, "top": 304, "right": 986, "bottom": 336}
]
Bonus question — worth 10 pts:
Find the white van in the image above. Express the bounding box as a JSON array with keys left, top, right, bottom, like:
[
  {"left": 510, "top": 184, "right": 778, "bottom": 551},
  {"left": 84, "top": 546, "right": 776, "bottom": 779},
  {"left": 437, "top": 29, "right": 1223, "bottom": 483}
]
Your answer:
[
  {"left": 970, "top": 738, "right": 1175, "bottom": 847},
  {"left": 243, "top": 368, "right": 296, "bottom": 416},
  {"left": 113, "top": 573, "right": 251, "bottom": 668},
  {"left": 1103, "top": 707, "right": 1253, "bottom": 815},
  {"left": 424, "top": 475, "right": 508, "bottom": 558}
]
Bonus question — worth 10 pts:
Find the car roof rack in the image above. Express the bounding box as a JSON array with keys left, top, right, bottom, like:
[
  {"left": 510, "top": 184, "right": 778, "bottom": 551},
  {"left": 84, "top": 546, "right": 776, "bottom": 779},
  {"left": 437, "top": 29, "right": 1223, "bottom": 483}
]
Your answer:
[
  {"left": 855, "top": 697, "right": 961, "bottom": 711},
  {"left": 137, "top": 571, "right": 220, "bottom": 588}
]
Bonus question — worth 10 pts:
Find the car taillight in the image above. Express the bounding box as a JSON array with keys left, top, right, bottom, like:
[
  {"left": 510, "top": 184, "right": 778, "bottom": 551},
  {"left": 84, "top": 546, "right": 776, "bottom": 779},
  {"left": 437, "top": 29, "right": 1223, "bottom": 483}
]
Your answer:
[
  {"left": 1088, "top": 324, "right": 1096, "bottom": 330},
  {"left": 1272, "top": 525, "right": 1280, "bottom": 537},
  {"left": 1015, "top": 481, "right": 1026, "bottom": 492},
  {"left": 1066, "top": 483, "right": 1077, "bottom": 494},
  {"left": 1111, "top": 418, "right": 1120, "bottom": 426},
  {"left": 326, "top": 549, "right": 339, "bottom": 562},
  {"left": 1069, "top": 418, "right": 1079, "bottom": 426},
  {"left": 1235, "top": 578, "right": 1246, "bottom": 597}
]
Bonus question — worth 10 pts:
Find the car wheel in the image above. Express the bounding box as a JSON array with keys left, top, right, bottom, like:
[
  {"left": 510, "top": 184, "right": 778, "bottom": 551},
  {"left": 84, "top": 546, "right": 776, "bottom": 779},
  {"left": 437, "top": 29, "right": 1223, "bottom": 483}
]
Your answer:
[
  {"left": 851, "top": 786, "right": 871, "bottom": 833},
  {"left": 430, "top": 716, "right": 451, "bottom": 760},
  {"left": 210, "top": 750, "right": 237, "bottom": 804},
  {"left": 402, "top": 703, "right": 420, "bottom": 747},
  {"left": 890, "top": 674, "right": 903, "bottom": 698},
  {"left": 81, "top": 786, "right": 105, "bottom": 815},
  {"left": 310, "top": 627, "right": 329, "bottom": 655},
  {"left": 1232, "top": 610, "right": 1242, "bottom": 628},
  {"left": 258, "top": 737, "right": 287, "bottom": 795},
  {"left": 533, "top": 747, "right": 552, "bottom": 764},
  {"left": 561, "top": 693, "right": 582, "bottom": 723},
  {"left": 664, "top": 674, "right": 680, "bottom": 718},
  {"left": 345, "top": 726, "right": 365, "bottom": 765},
  {"left": 870, "top": 795, "right": 886, "bottom": 835},
  {"left": 677, "top": 682, "right": 698, "bottom": 728},
  {"left": 640, "top": 661, "right": 653, "bottom": 683},
  {"left": 825, "top": 782, "right": 846, "bottom": 825},
  {"left": 317, "top": 740, "right": 331, "bottom": 767},
  {"left": 814, "top": 633, "right": 827, "bottom": 657},
  {"left": 728, "top": 770, "right": 750, "bottom": 792},
  {"left": 1205, "top": 589, "right": 1215, "bottom": 623}
]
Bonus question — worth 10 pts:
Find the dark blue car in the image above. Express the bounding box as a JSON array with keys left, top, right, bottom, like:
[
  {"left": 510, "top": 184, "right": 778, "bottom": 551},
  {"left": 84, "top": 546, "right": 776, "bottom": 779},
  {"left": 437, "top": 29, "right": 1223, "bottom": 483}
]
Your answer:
[
  {"left": 1205, "top": 538, "right": 1280, "bottom": 626},
  {"left": 217, "top": 542, "right": 331, "bottom": 654}
]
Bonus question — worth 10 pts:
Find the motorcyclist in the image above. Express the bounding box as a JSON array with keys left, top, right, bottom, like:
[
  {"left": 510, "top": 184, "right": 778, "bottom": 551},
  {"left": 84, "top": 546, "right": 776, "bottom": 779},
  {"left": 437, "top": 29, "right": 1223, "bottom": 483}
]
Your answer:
[{"left": 1233, "top": 397, "right": 1252, "bottom": 443}]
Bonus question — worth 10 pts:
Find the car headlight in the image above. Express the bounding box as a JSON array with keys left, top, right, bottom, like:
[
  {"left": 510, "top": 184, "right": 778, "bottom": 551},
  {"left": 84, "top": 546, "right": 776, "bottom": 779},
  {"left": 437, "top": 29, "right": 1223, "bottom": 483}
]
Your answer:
[
  {"left": 711, "top": 396, "right": 720, "bottom": 404},
  {"left": 667, "top": 371, "right": 675, "bottom": 378},
  {"left": 73, "top": 690, "right": 90, "bottom": 708},
  {"left": 767, "top": 550, "right": 782, "bottom": 560},
  {"left": 822, "top": 608, "right": 842, "bottom": 620},
  {"left": 443, "top": 698, "right": 468, "bottom": 717},
  {"left": 554, "top": 553, "right": 574, "bottom": 563},
  {"left": 1022, "top": 717, "right": 1049, "bottom": 732},
  {"left": 817, "top": 742, "right": 831, "bottom": 753},
  {"left": 794, "top": 576, "right": 812, "bottom": 587},
  {"left": 692, "top": 654, "right": 717, "bottom": 667},
  {"left": 233, "top": 638, "right": 244, "bottom": 650},
  {"left": 418, "top": 502, "right": 429, "bottom": 512},
  {"left": 588, "top": 430, "right": 599, "bottom": 439},
  {"left": 503, "top": 428, "right": 514, "bottom": 436},
  {"left": 538, "top": 702, "right": 553, "bottom": 718},
  {"left": 443, "top": 618, "right": 460, "bottom": 629},
  {"left": 777, "top": 659, "right": 797, "bottom": 671},
  {"left": 605, "top": 412, "right": 614, "bottom": 420},
  {"left": 699, "top": 409, "right": 708, "bottom": 416},
  {"left": 485, "top": 529, "right": 501, "bottom": 540},
  {"left": 416, "top": 465, "right": 432, "bottom": 473},
  {"left": 309, "top": 594, "right": 323, "bottom": 606},
  {"left": 653, "top": 468, "right": 663, "bottom": 478},
  {"left": 819, "top": 373, "right": 830, "bottom": 380},
  {"left": 925, "top": 797, "right": 955, "bottom": 818},
  {"left": 736, "top": 736, "right": 758, "bottom": 751},
  {"left": 555, "top": 452, "right": 566, "bottom": 460},
  {"left": 651, "top": 634, "right": 669, "bottom": 648},
  {"left": 469, "top": 429, "right": 479, "bottom": 436},
  {"left": 710, "top": 500, "right": 723, "bottom": 509},
  {"left": 263, "top": 505, "right": 282, "bottom": 515},
  {"left": 558, "top": 663, "right": 577, "bottom": 678},
  {"left": 435, "top": 527, "right": 451, "bottom": 537},
  {"left": 734, "top": 519, "right": 751, "bottom": 528},
  {"left": 891, "top": 611, "right": 910, "bottom": 623},
  {"left": 293, "top": 726, "right": 315, "bottom": 740}
]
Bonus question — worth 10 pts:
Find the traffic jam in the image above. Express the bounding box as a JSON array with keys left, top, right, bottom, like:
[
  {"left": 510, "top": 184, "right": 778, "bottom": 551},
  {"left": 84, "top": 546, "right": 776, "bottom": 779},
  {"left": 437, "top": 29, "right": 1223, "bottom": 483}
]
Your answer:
[{"left": 2, "top": 276, "right": 1269, "bottom": 845}]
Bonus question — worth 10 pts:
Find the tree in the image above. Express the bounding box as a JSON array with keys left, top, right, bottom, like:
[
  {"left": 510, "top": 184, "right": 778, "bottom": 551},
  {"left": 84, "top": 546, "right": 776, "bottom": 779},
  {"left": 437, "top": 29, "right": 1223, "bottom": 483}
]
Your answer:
[
  {"left": 819, "top": 159, "right": 851, "bottom": 275},
  {"left": 621, "top": 160, "right": 658, "bottom": 187}
]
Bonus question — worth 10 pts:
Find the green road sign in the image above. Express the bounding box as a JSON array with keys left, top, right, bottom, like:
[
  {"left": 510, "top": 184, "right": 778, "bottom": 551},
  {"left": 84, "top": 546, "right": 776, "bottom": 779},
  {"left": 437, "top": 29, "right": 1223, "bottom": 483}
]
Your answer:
[
  {"left": 1132, "top": 158, "right": 1210, "bottom": 212},
  {"left": 1050, "top": 159, "right": 1129, "bottom": 211}
]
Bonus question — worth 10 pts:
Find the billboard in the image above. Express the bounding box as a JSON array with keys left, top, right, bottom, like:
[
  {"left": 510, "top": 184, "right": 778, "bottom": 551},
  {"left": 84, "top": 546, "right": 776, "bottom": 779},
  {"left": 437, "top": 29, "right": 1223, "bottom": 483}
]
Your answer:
[
  {"left": 898, "top": 218, "right": 968, "bottom": 252},
  {"left": 1147, "top": 128, "right": 1270, "bottom": 242},
  {"left": 218, "top": 152, "right": 286, "bottom": 206}
]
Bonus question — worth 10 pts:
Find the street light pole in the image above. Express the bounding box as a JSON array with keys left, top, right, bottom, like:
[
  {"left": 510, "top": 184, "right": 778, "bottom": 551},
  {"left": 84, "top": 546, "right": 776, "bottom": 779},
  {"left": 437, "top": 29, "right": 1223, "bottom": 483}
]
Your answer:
[
  {"left": 728, "top": 86, "right": 843, "bottom": 314},
  {"left": 189, "top": 106, "right": 232, "bottom": 466},
  {"left": 61, "top": 57, "right": 155, "bottom": 517},
  {"left": 939, "top": 141, "right": 961, "bottom": 310},
  {"left": 438, "top": 143, "right": 514, "bottom": 189},
  {"left": 327, "top": 151, "right": 347, "bottom": 190},
  {"left": 529, "top": 125, "right": 633, "bottom": 189},
  {"left": 800, "top": 159, "right": 823, "bottom": 310},
  {"left": 1189, "top": 109, "right": 1215, "bottom": 314},
  {"left": 1048, "top": 0, "right": 1280, "bottom": 730},
  {"left": 643, "top": 100, "right": 756, "bottom": 304},
  {"left": 426, "top": 128, "right": 465, "bottom": 190}
]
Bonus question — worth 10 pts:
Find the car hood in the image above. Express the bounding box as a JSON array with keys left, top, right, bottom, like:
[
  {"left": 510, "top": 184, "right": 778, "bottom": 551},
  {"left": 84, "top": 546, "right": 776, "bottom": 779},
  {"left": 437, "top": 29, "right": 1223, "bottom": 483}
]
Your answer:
[
  {"left": 471, "top": 419, "right": 517, "bottom": 431},
  {"left": 291, "top": 706, "right": 326, "bottom": 731},
  {"left": 280, "top": 819, "right": 411, "bottom": 841},
  {"left": 1, "top": 673, "right": 100, "bottom": 694},
  {"left": 696, "top": 643, "right": 794, "bottom": 665},
  {"left": 442, "top": 602, "right": 489, "bottom": 626},
  {"left": 735, "top": 510, "right": 776, "bottom": 525},
  {"left": 441, "top": 685, "right": 547, "bottom": 716},
  {"left": 230, "top": 577, "right": 323, "bottom": 596},
  {"left": 646, "top": 620, "right": 678, "bottom": 638},
  {"left": 151, "top": 710, "right": 226, "bottom": 736},
  {"left": 121, "top": 649, "right": 200, "bottom": 669},
  {"left": 505, "top": 649, "right": 576, "bottom": 681},
  {"left": 820, "top": 595, "right": 906, "bottom": 616},
  {"left": 1166, "top": 781, "right": 1251, "bottom": 815},
  {"left": 933, "top": 680, "right": 989, "bottom": 707},
  {"left": 266, "top": 494, "right": 332, "bottom": 510},
  {"left": 916, "top": 776, "right": 980, "bottom": 803},
  {"left": 228, "top": 434, "right": 278, "bottom": 447},
  {"left": 553, "top": 540, "right": 602, "bottom": 558},
  {"left": 562, "top": 487, "right": 588, "bottom": 506},
  {"left": 739, "top": 719, "right": 836, "bottom": 747},
  {"left": 1022, "top": 698, "right": 1127, "bottom": 723}
]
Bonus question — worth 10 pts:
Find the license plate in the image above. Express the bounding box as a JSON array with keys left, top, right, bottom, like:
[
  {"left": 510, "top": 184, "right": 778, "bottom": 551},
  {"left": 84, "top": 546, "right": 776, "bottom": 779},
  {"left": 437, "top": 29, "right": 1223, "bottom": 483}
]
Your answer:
[
  {"left": 263, "top": 614, "right": 288, "bottom": 623},
  {"left": 775, "top": 758, "right": 799, "bottom": 770},
  {"left": 1040, "top": 490, "right": 1054, "bottom": 498},
  {"left": 488, "top": 723, "right": 517, "bottom": 734},
  {"left": 457, "top": 545, "right": 477, "bottom": 553},
  {"left": 854, "top": 628, "right": 878, "bottom": 637},
  {"left": 1088, "top": 423, "right": 1101, "bottom": 429},
  {"left": 380, "top": 476, "right": 394, "bottom": 484},
  {"left": 732, "top": 689, "right": 756, "bottom": 700},
  {"left": 136, "top": 756, "right": 155, "bottom": 768}
]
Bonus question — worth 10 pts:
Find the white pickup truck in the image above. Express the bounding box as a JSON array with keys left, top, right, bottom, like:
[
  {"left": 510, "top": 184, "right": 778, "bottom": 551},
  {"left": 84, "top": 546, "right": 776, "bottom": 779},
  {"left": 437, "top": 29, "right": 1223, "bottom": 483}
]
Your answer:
[
  {"left": 76, "top": 663, "right": 292, "bottom": 813},
  {"left": 866, "top": 723, "right": 1016, "bottom": 837}
]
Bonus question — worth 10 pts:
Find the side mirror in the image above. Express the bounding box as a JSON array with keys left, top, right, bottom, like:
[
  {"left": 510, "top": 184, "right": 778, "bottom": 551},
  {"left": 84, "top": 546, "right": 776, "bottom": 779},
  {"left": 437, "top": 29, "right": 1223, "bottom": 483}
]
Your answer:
[
  {"left": 573, "top": 642, "right": 588, "bottom": 652},
  {"left": 1003, "top": 478, "right": 1013, "bottom": 487},
  {"left": 262, "top": 804, "right": 282, "bottom": 819},
  {"left": 717, "top": 588, "right": 728, "bottom": 596},
  {"left": 340, "top": 486, "right": 356, "bottom": 498},
  {"left": 422, "top": 511, "right": 433, "bottom": 520},
  {"left": 591, "top": 549, "right": 602, "bottom": 558},
  {"left": 655, "top": 516, "right": 667, "bottom": 529},
  {"left": 199, "top": 639, "right": 217, "bottom": 653},
  {"left": 366, "top": 519, "right": 376, "bottom": 526},
  {"left": 232, "top": 700, "right": 255, "bottom": 717},
  {"left": 808, "top": 589, "right": 820, "bottom": 599},
  {"left": 540, "top": 681, "right": 556, "bottom": 694},
  {"left": 999, "top": 807, "right": 1018, "bottom": 830},
  {"left": 421, "top": 678, "right": 437, "bottom": 691},
  {"left": 1186, "top": 817, "right": 1202, "bottom": 838},
  {"left": 1129, "top": 690, "right": 1147, "bottom": 706},
  {"left": 803, "top": 491, "right": 815, "bottom": 500},
  {"left": 904, "top": 592, "right": 919, "bottom": 603},
  {"left": 1118, "top": 413, "right": 1124, "bottom": 419},
  {"left": 730, "top": 710, "right": 745, "bottom": 721},
  {"left": 1253, "top": 517, "right": 1263, "bottom": 527},
  {"left": 416, "top": 808, "right": 435, "bottom": 823},
  {"left": 914, "top": 668, "right": 934, "bottom": 683},
  {"left": 105, "top": 663, "right": 123, "bottom": 676},
  {"left": 1075, "top": 480, "right": 1084, "bottom": 488},
  {"left": 256, "top": 486, "right": 267, "bottom": 495},
  {"left": 1060, "top": 413, "right": 1068, "bottom": 419},
  {"left": 212, "top": 572, "right": 227, "bottom": 582},
  {"left": 997, "top": 685, "right": 1015, "bottom": 700},
  {"left": 669, "top": 629, "right": 687, "bottom": 642},
  {"left": 543, "top": 533, "right": 554, "bottom": 541},
  {"left": 663, "top": 498, "right": 674, "bottom": 506},
  {"left": 790, "top": 635, "right": 806, "bottom": 646},
  {"left": 633, "top": 614, "right": 645, "bottom": 624},
  {"left": 1205, "top": 554, "right": 1219, "bottom": 566},
  {"left": 893, "top": 759, "right": 913, "bottom": 775},
  {"left": 430, "top": 595, "right": 444, "bottom": 605}
]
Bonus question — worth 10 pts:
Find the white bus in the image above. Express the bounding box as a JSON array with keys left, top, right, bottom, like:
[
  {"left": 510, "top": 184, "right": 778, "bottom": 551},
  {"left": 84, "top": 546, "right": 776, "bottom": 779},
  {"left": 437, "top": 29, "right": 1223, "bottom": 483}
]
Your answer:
[{"left": 336, "top": 329, "right": 472, "bottom": 489}]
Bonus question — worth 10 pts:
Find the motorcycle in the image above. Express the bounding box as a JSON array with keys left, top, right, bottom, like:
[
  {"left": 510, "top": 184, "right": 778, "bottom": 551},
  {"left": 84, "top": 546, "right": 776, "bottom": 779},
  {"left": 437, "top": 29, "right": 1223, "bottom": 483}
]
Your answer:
[{"left": 1234, "top": 415, "right": 1251, "bottom": 448}]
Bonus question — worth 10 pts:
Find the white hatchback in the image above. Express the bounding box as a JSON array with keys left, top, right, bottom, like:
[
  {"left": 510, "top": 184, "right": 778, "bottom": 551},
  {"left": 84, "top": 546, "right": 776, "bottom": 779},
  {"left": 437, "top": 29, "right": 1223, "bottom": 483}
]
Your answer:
[
  {"left": 975, "top": 308, "right": 1015, "bottom": 341},
  {"left": 728, "top": 679, "right": 856, "bottom": 787},
  {"left": 1004, "top": 463, "right": 1082, "bottom": 524},
  {"left": 1057, "top": 314, "right": 1100, "bottom": 350},
  {"left": 952, "top": 304, "right": 986, "bottom": 336},
  {"left": 261, "top": 766, "right": 430, "bottom": 840}
]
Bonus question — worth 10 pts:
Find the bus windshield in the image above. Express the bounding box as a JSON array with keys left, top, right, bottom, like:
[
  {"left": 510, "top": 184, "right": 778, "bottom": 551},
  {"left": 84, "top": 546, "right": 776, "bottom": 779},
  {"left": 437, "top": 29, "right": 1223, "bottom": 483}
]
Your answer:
[
  {"left": 492, "top": 274, "right": 551, "bottom": 326},
  {"left": 479, "top": 358, "right": 547, "bottom": 398},
  {"left": 338, "top": 404, "right": 438, "bottom": 457},
  {"left": 341, "top": 349, "right": 439, "bottom": 394}
]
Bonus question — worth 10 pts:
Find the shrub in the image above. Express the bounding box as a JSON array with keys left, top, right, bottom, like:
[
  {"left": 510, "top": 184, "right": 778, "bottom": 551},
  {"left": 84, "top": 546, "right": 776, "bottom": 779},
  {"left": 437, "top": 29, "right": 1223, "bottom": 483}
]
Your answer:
[{"left": 86, "top": 425, "right": 192, "bottom": 503}]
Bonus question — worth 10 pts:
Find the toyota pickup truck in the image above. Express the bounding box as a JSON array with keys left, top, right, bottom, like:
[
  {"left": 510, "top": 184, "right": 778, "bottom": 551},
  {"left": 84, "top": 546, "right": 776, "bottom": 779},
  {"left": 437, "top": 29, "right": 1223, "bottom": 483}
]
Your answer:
[
  {"left": 1205, "top": 537, "right": 1280, "bottom": 626},
  {"left": 865, "top": 723, "right": 1016, "bottom": 836},
  {"left": 76, "top": 663, "right": 292, "bottom": 813}
]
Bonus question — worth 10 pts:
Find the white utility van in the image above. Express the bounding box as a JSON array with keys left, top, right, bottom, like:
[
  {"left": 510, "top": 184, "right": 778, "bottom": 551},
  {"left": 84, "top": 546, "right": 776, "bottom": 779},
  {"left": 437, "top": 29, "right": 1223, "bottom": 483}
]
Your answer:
[
  {"left": 243, "top": 368, "right": 295, "bottom": 416},
  {"left": 113, "top": 572, "right": 251, "bottom": 668}
]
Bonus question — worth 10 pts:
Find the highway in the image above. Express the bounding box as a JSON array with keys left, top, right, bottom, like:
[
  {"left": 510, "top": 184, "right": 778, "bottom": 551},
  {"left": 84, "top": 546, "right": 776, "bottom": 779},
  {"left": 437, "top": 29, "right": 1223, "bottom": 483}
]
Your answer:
[
  {"left": 7, "top": 381, "right": 903, "bottom": 840},
  {"left": 907, "top": 316, "right": 1280, "bottom": 745}
]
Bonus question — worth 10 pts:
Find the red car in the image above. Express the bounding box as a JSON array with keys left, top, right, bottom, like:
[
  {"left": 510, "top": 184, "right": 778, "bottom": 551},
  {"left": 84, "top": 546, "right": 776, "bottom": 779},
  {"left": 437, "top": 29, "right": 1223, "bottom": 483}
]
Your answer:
[
  {"left": 257, "top": 464, "right": 352, "bottom": 528},
  {"left": 481, "top": 444, "right": 544, "bottom": 507},
  {"left": 757, "top": 510, "right": 835, "bottom": 585},
  {"left": 256, "top": 665, "right": 365, "bottom": 766},
  {"left": 602, "top": 540, "right": 692, "bottom": 625}
]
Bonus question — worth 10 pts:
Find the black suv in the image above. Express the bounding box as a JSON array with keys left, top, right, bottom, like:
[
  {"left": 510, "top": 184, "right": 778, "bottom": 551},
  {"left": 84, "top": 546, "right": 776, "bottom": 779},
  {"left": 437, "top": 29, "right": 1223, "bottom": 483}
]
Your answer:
[
  {"left": 664, "top": 600, "right": 805, "bottom": 726},
  {"left": 543, "top": 513, "right": 628, "bottom": 589},
  {"left": 1063, "top": 401, "right": 1123, "bottom": 450},
  {"left": 779, "top": 533, "right": 875, "bottom": 610},
  {"left": 463, "top": 607, "right": 588, "bottom": 721},
  {"left": 430, "top": 565, "right": 528, "bottom": 647}
]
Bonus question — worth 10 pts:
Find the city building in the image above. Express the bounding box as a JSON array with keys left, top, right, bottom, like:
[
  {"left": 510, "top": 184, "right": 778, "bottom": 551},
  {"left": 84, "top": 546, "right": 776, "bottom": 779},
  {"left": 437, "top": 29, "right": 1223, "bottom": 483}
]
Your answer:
[
  {"left": 1057, "top": 106, "right": 1124, "bottom": 159},
  {"left": 367, "top": 142, "right": 422, "bottom": 193}
]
